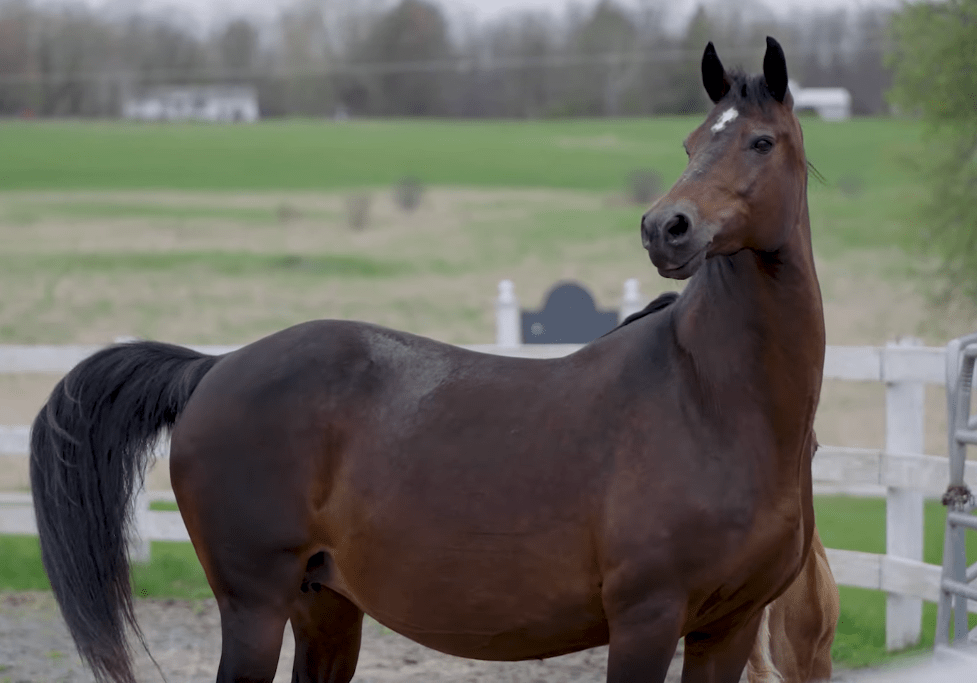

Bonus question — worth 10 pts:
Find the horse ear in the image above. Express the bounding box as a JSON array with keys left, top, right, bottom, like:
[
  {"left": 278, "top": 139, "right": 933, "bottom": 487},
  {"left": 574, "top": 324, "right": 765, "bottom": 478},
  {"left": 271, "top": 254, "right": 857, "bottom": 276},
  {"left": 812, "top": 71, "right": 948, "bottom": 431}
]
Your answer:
[
  {"left": 701, "top": 42, "right": 730, "bottom": 104},
  {"left": 763, "top": 36, "right": 788, "bottom": 103}
]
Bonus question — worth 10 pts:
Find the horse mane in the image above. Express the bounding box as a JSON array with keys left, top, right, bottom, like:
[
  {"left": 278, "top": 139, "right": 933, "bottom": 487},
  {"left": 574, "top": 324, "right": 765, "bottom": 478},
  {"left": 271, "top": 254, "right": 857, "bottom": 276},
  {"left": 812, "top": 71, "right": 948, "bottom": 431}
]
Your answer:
[
  {"left": 601, "top": 291, "right": 680, "bottom": 339},
  {"left": 724, "top": 68, "right": 777, "bottom": 108}
]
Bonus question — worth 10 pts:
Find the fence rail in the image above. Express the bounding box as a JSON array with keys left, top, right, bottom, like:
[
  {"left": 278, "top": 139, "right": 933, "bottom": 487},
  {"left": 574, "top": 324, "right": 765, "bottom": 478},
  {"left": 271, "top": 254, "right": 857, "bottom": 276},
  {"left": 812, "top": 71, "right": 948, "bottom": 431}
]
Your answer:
[
  {"left": 1, "top": 337, "right": 974, "bottom": 650},
  {"left": 0, "top": 339, "right": 952, "bottom": 380}
]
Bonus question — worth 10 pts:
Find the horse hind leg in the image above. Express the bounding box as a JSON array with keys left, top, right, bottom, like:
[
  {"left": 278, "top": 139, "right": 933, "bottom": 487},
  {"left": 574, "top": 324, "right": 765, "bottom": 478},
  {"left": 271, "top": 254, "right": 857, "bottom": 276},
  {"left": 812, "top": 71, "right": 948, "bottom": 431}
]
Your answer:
[
  {"left": 205, "top": 550, "right": 308, "bottom": 682},
  {"left": 290, "top": 557, "right": 363, "bottom": 683},
  {"left": 215, "top": 598, "right": 291, "bottom": 683}
]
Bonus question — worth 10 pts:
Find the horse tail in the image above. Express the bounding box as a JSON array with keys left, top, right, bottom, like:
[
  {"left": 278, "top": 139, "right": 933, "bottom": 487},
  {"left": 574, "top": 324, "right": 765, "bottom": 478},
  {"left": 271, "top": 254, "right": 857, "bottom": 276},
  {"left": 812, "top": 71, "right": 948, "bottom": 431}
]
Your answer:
[
  {"left": 29, "top": 340, "right": 221, "bottom": 683},
  {"left": 746, "top": 604, "right": 784, "bottom": 683}
]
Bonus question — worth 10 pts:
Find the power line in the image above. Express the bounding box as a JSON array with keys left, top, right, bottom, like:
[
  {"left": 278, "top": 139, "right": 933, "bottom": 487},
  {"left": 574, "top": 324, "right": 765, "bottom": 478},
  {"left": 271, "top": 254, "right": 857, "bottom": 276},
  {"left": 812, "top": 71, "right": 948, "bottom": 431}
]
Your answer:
[{"left": 0, "top": 42, "right": 889, "bottom": 86}]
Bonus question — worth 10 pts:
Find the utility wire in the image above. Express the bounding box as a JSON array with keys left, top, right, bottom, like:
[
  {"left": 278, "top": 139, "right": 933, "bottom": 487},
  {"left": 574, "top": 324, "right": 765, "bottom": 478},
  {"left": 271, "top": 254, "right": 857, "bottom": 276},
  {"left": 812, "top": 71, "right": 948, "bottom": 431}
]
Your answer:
[{"left": 0, "top": 42, "right": 889, "bottom": 86}]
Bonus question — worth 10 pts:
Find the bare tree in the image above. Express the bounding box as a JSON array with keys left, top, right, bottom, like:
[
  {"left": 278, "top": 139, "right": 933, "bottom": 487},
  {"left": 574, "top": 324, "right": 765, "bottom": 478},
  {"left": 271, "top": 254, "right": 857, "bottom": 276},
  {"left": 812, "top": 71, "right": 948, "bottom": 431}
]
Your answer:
[
  {"left": 479, "top": 11, "right": 561, "bottom": 117},
  {"left": 568, "top": 1, "right": 641, "bottom": 116},
  {"left": 350, "top": 0, "right": 453, "bottom": 116},
  {"left": 0, "top": 0, "right": 894, "bottom": 120},
  {"left": 218, "top": 18, "right": 260, "bottom": 75},
  {"left": 34, "top": 8, "right": 118, "bottom": 116},
  {"left": 274, "top": 2, "right": 336, "bottom": 115},
  {"left": 668, "top": 5, "right": 713, "bottom": 115},
  {"left": 0, "top": 2, "right": 35, "bottom": 114}
]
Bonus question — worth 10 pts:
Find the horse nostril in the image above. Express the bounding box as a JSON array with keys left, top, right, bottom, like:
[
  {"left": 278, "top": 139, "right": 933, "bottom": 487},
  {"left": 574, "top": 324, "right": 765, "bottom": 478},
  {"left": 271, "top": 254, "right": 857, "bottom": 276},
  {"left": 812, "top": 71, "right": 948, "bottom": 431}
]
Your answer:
[
  {"left": 665, "top": 214, "right": 690, "bottom": 242},
  {"left": 640, "top": 214, "right": 655, "bottom": 248}
]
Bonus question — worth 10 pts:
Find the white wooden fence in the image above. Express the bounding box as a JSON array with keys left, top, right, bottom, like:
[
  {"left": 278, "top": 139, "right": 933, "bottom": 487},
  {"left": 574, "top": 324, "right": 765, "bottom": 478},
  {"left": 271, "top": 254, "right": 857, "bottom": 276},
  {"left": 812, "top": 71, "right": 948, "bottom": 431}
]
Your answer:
[{"left": 1, "top": 280, "right": 975, "bottom": 653}]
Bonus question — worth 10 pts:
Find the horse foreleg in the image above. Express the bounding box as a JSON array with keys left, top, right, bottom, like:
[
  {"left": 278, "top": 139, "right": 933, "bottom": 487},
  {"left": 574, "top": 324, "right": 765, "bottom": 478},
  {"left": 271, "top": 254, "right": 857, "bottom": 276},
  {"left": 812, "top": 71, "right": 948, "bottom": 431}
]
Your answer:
[
  {"left": 290, "top": 587, "right": 363, "bottom": 683},
  {"left": 604, "top": 598, "right": 684, "bottom": 683},
  {"left": 681, "top": 613, "right": 762, "bottom": 683}
]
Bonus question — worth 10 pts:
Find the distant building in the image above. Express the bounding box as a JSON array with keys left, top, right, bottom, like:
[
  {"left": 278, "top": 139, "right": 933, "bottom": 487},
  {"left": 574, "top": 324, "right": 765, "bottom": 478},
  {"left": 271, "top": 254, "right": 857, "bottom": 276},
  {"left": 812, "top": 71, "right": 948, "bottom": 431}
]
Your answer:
[
  {"left": 789, "top": 80, "right": 852, "bottom": 121},
  {"left": 121, "top": 86, "right": 259, "bottom": 123}
]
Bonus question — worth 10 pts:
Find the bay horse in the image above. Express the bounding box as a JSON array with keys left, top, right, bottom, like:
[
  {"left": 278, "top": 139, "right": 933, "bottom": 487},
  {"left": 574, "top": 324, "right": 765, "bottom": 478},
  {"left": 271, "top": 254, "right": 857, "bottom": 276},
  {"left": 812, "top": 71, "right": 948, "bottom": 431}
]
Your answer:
[{"left": 29, "top": 37, "right": 824, "bottom": 683}]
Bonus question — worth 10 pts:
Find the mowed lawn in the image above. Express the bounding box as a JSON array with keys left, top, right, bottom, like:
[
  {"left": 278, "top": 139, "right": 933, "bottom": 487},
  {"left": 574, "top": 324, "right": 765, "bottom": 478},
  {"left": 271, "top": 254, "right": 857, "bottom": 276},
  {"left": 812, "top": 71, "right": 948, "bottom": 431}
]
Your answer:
[
  {"left": 0, "top": 115, "right": 925, "bottom": 195},
  {"left": 0, "top": 116, "right": 973, "bottom": 670}
]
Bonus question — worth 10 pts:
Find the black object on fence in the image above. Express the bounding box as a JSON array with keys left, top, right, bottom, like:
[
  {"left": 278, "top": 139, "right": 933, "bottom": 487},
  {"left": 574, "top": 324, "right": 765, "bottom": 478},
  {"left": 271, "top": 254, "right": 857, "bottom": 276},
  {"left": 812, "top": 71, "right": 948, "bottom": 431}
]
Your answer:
[{"left": 521, "top": 281, "right": 618, "bottom": 344}]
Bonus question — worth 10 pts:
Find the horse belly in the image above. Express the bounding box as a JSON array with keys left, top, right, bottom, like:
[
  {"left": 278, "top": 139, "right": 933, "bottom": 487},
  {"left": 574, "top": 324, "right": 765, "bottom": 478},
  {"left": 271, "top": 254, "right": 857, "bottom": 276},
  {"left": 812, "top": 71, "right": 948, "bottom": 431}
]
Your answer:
[
  {"left": 325, "top": 529, "right": 609, "bottom": 661},
  {"left": 373, "top": 600, "right": 610, "bottom": 662}
]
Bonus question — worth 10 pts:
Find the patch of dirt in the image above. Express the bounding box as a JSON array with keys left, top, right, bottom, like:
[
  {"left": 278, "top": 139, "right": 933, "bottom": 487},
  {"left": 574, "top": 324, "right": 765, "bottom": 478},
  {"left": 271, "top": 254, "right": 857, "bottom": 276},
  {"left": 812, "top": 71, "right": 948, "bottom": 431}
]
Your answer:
[
  {"left": 0, "top": 188, "right": 617, "bottom": 349},
  {"left": 0, "top": 592, "right": 889, "bottom": 682},
  {"left": 0, "top": 189, "right": 602, "bottom": 257},
  {"left": 0, "top": 592, "right": 630, "bottom": 683}
]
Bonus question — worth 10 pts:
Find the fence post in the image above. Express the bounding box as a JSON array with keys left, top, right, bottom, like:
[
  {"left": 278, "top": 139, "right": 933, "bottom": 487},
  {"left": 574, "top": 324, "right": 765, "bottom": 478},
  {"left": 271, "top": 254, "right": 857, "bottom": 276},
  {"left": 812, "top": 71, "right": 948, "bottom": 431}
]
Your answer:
[
  {"left": 496, "top": 280, "right": 521, "bottom": 348},
  {"left": 116, "top": 335, "right": 152, "bottom": 564},
  {"left": 884, "top": 336, "right": 925, "bottom": 650},
  {"left": 619, "top": 279, "right": 644, "bottom": 323}
]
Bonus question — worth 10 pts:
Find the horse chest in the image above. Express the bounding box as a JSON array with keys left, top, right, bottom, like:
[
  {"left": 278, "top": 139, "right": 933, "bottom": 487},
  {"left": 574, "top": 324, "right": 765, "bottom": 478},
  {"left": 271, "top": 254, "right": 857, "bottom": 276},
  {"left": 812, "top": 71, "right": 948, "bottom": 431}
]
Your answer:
[{"left": 680, "top": 501, "right": 808, "bottom": 632}]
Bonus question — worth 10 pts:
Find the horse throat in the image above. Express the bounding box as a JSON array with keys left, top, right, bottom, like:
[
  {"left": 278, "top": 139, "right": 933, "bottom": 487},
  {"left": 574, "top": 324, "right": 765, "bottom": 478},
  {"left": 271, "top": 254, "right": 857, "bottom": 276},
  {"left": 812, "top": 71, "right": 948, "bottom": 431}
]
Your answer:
[{"left": 673, "top": 214, "right": 825, "bottom": 469}]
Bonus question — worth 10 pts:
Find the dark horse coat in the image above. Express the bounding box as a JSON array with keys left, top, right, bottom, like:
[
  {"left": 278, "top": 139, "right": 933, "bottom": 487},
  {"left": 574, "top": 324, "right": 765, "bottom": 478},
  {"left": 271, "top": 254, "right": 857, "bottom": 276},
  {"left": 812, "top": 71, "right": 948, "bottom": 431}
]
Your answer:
[{"left": 30, "top": 37, "right": 825, "bottom": 683}]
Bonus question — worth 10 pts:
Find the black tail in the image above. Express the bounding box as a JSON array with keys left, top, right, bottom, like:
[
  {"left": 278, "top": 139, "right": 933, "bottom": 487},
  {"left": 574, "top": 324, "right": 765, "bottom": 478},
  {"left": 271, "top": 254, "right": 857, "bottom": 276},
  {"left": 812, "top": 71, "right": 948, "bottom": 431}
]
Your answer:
[{"left": 29, "top": 341, "right": 220, "bottom": 683}]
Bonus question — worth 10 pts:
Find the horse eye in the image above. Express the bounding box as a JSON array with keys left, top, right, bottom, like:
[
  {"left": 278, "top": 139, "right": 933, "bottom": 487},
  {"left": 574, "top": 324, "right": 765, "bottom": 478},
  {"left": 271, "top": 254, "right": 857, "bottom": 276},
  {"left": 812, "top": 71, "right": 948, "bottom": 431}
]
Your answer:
[
  {"left": 683, "top": 142, "right": 690, "bottom": 157},
  {"left": 752, "top": 137, "right": 774, "bottom": 154}
]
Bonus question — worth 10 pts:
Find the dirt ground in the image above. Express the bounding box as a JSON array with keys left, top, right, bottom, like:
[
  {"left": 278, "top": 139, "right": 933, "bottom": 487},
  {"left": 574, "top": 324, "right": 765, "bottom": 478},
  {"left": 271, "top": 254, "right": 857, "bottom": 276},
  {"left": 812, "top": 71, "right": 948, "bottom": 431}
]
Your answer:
[
  {"left": 0, "top": 592, "right": 648, "bottom": 683},
  {"left": 0, "top": 592, "right": 887, "bottom": 683}
]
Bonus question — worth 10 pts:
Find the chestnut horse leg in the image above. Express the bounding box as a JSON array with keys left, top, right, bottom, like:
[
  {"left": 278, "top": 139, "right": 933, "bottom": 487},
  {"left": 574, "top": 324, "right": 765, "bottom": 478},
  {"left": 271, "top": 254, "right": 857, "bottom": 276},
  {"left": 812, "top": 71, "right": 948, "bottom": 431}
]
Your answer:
[
  {"left": 289, "top": 588, "right": 364, "bottom": 683},
  {"left": 746, "top": 528, "right": 839, "bottom": 683},
  {"left": 604, "top": 599, "right": 684, "bottom": 683},
  {"left": 681, "top": 613, "right": 763, "bottom": 683}
]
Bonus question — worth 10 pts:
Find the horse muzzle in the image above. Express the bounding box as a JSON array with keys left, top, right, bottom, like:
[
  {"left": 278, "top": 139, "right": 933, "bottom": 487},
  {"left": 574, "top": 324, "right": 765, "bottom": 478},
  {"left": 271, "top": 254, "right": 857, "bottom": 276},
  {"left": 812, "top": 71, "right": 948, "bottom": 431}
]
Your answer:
[{"left": 641, "top": 204, "right": 710, "bottom": 280}]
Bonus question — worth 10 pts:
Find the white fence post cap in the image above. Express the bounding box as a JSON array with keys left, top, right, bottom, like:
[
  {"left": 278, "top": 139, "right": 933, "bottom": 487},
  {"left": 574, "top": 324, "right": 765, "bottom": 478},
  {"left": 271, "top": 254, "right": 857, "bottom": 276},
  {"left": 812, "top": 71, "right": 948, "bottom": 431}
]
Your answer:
[{"left": 498, "top": 280, "right": 516, "bottom": 304}]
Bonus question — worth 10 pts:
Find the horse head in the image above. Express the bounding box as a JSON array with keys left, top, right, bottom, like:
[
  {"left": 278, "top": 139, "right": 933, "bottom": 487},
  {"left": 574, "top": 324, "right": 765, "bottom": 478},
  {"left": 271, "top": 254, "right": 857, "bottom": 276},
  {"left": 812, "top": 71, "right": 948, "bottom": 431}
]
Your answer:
[{"left": 641, "top": 37, "right": 808, "bottom": 280}]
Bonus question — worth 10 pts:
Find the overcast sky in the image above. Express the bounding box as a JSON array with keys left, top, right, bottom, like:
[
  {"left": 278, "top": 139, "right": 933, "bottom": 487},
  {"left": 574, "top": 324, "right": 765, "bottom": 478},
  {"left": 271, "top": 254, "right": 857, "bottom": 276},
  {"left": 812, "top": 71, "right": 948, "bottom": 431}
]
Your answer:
[{"left": 71, "top": 0, "right": 901, "bottom": 33}]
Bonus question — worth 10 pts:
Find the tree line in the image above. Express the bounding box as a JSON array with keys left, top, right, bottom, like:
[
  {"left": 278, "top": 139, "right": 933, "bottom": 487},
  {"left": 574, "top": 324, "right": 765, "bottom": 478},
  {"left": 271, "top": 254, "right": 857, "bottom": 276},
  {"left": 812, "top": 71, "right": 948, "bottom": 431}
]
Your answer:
[{"left": 0, "top": 0, "right": 893, "bottom": 119}]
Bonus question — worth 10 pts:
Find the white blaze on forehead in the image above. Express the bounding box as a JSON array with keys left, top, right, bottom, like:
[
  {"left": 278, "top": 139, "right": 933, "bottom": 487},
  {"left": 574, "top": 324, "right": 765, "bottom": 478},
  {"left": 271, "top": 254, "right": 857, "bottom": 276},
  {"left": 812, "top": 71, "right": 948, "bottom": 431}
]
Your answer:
[{"left": 710, "top": 107, "right": 739, "bottom": 134}]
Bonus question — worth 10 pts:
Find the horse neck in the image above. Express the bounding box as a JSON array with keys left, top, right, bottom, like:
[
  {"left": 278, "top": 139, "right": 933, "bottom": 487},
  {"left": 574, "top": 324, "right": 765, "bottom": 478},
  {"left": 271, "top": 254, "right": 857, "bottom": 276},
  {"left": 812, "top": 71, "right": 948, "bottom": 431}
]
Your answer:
[{"left": 673, "top": 208, "right": 825, "bottom": 461}]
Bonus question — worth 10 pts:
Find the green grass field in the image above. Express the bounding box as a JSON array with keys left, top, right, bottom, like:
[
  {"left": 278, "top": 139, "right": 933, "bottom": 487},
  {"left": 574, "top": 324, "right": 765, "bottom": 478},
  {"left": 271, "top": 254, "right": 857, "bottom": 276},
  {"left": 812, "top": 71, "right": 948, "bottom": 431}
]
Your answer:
[
  {"left": 0, "top": 117, "right": 923, "bottom": 192},
  {"left": 815, "top": 497, "right": 977, "bottom": 666},
  {"left": 0, "top": 116, "right": 932, "bottom": 272},
  {"left": 0, "top": 116, "right": 971, "bottom": 671},
  {"left": 1, "top": 116, "right": 958, "bottom": 348},
  {"left": 1, "top": 118, "right": 726, "bottom": 191}
]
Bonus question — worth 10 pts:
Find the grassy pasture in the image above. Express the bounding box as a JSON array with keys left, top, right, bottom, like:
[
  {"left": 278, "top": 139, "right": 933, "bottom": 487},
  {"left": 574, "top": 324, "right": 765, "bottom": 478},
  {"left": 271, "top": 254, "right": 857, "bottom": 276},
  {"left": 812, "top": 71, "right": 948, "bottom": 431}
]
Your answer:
[
  {"left": 2, "top": 118, "right": 696, "bottom": 191},
  {"left": 0, "top": 115, "right": 931, "bottom": 265},
  {"left": 0, "top": 116, "right": 962, "bottom": 346},
  {"left": 0, "top": 116, "right": 922, "bottom": 191},
  {"left": 0, "top": 116, "right": 975, "bottom": 670}
]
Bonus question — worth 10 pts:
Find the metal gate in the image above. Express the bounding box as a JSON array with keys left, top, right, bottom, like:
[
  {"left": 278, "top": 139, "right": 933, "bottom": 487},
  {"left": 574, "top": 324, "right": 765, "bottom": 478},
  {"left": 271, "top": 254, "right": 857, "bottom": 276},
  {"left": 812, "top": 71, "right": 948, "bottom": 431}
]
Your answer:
[{"left": 935, "top": 332, "right": 977, "bottom": 649}]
